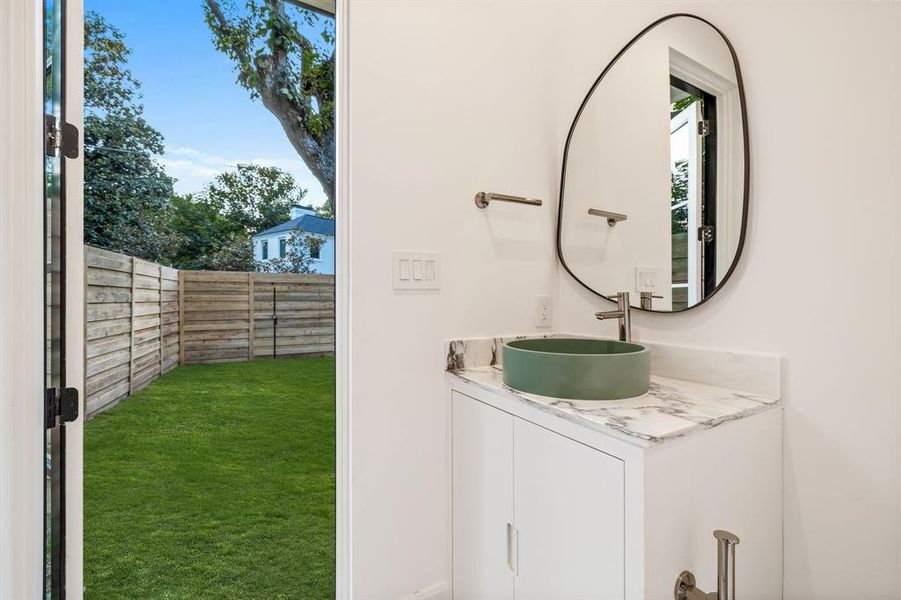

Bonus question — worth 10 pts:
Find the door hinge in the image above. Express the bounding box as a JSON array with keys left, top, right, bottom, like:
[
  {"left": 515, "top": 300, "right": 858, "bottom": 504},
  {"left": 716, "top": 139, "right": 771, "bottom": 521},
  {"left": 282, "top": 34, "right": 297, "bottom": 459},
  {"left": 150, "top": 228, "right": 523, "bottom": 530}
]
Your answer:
[
  {"left": 697, "top": 119, "right": 710, "bottom": 137},
  {"left": 698, "top": 225, "right": 715, "bottom": 243},
  {"left": 45, "top": 387, "right": 79, "bottom": 429},
  {"left": 45, "top": 114, "right": 80, "bottom": 159}
]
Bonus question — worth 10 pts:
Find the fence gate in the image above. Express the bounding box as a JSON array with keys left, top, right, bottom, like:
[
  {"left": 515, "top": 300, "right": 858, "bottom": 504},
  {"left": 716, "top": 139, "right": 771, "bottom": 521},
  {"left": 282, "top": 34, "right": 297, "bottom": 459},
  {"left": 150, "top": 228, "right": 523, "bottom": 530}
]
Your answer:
[
  {"left": 178, "top": 270, "right": 335, "bottom": 365},
  {"left": 253, "top": 274, "right": 335, "bottom": 361},
  {"left": 270, "top": 284, "right": 277, "bottom": 359}
]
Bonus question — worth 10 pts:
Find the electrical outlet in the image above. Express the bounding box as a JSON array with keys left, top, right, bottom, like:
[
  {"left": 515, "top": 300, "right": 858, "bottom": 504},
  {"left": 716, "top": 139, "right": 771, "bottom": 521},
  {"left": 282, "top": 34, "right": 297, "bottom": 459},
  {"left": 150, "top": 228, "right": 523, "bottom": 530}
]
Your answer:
[{"left": 536, "top": 295, "right": 553, "bottom": 328}]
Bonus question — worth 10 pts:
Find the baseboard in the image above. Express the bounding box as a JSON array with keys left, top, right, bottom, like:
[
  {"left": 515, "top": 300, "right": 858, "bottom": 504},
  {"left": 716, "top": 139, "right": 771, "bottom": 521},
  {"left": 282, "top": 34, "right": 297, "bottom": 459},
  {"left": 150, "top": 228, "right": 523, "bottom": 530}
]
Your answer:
[{"left": 398, "top": 582, "right": 449, "bottom": 600}]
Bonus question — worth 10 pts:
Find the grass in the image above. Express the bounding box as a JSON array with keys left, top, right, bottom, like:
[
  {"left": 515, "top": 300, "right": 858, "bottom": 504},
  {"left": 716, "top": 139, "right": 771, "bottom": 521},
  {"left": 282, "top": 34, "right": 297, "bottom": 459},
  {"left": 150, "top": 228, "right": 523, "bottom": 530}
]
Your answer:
[{"left": 84, "top": 357, "right": 335, "bottom": 600}]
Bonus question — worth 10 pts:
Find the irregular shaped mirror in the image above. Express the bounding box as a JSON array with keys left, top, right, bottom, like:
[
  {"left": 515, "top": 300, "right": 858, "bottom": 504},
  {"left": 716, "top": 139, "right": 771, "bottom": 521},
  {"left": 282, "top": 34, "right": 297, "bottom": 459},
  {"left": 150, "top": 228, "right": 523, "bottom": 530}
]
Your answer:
[{"left": 557, "top": 15, "right": 748, "bottom": 312}]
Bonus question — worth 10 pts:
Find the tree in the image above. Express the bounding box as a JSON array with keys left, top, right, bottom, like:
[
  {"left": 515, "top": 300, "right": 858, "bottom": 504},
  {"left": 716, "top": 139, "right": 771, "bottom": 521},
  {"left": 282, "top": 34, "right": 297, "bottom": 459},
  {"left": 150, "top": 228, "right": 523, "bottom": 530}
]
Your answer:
[
  {"left": 83, "top": 12, "right": 175, "bottom": 261},
  {"left": 206, "top": 234, "right": 257, "bottom": 271},
  {"left": 202, "top": 163, "right": 302, "bottom": 235},
  {"left": 204, "top": 0, "right": 335, "bottom": 216},
  {"left": 165, "top": 193, "right": 236, "bottom": 270},
  {"left": 258, "top": 228, "right": 323, "bottom": 273}
]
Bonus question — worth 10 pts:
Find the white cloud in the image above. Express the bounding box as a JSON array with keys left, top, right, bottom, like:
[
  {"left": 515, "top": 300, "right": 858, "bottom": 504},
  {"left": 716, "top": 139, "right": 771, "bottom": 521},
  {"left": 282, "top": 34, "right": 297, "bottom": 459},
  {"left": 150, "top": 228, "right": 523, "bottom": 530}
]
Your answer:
[{"left": 161, "top": 145, "right": 328, "bottom": 207}]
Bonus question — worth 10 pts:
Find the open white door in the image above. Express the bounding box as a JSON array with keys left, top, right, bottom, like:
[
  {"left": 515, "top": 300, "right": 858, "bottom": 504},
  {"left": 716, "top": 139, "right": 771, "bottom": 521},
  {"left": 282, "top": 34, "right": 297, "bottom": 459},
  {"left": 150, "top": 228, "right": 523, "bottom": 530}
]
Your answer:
[
  {"left": 61, "top": 0, "right": 86, "bottom": 598},
  {"left": 0, "top": 1, "right": 82, "bottom": 598},
  {"left": 670, "top": 101, "right": 702, "bottom": 306},
  {"left": 43, "top": 0, "right": 85, "bottom": 598}
]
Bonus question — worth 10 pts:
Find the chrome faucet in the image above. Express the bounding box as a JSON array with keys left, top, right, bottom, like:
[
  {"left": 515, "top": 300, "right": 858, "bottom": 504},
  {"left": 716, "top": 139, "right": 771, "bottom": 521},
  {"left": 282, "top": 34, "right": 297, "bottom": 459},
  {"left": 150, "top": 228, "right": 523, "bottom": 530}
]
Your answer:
[
  {"left": 595, "top": 291, "right": 631, "bottom": 341},
  {"left": 674, "top": 530, "right": 740, "bottom": 600}
]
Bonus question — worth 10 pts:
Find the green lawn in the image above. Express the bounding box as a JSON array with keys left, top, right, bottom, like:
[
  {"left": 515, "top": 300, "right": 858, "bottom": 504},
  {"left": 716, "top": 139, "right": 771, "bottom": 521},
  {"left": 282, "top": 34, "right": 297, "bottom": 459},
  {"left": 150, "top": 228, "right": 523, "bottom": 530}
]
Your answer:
[{"left": 85, "top": 357, "right": 335, "bottom": 600}]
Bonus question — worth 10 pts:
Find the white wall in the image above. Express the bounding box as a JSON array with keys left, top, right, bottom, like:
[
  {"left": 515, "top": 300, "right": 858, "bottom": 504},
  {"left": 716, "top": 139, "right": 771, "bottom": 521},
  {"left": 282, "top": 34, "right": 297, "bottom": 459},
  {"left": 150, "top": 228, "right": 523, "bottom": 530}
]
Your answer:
[
  {"left": 0, "top": 2, "right": 49, "bottom": 597},
  {"left": 349, "top": 2, "right": 561, "bottom": 596},
  {"left": 349, "top": 2, "right": 901, "bottom": 599}
]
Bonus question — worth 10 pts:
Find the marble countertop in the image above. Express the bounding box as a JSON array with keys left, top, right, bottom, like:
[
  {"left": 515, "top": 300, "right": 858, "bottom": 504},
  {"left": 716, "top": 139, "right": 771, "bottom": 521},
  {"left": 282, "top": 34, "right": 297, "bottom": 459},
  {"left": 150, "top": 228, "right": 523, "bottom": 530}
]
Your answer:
[{"left": 445, "top": 335, "right": 782, "bottom": 448}]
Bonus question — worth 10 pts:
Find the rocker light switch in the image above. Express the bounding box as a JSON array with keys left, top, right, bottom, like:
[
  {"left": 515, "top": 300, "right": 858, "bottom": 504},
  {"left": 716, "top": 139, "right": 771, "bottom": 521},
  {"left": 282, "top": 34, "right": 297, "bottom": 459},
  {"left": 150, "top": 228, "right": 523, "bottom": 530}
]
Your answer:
[
  {"left": 393, "top": 251, "right": 439, "bottom": 290},
  {"left": 635, "top": 266, "right": 659, "bottom": 292},
  {"left": 399, "top": 259, "right": 412, "bottom": 280}
]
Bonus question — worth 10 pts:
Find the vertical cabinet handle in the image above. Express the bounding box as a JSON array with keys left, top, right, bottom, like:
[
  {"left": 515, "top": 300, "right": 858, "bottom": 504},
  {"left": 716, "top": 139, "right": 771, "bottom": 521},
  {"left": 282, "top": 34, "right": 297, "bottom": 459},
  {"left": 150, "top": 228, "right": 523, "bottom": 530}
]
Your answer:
[{"left": 506, "top": 522, "right": 519, "bottom": 575}]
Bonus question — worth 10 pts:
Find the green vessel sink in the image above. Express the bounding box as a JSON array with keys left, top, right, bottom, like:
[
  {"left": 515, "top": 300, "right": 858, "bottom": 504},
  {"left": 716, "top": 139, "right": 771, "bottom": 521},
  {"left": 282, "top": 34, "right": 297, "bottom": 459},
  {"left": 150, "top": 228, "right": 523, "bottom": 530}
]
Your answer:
[{"left": 502, "top": 338, "right": 650, "bottom": 400}]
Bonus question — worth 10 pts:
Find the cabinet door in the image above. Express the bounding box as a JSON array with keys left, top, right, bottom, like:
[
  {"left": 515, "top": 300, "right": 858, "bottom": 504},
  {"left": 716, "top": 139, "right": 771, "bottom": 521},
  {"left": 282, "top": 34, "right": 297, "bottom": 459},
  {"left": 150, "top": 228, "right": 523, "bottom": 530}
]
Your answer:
[
  {"left": 452, "top": 392, "right": 515, "bottom": 600},
  {"left": 514, "top": 419, "right": 625, "bottom": 600}
]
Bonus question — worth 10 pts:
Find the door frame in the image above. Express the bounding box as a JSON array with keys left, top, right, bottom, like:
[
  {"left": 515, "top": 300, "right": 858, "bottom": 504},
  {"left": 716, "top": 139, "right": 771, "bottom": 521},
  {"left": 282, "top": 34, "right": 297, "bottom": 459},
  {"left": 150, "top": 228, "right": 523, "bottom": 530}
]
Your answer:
[
  {"left": 335, "top": 0, "right": 352, "bottom": 596},
  {"left": 0, "top": 0, "right": 351, "bottom": 597},
  {"left": 0, "top": 2, "right": 48, "bottom": 597},
  {"left": 63, "top": 0, "right": 86, "bottom": 595}
]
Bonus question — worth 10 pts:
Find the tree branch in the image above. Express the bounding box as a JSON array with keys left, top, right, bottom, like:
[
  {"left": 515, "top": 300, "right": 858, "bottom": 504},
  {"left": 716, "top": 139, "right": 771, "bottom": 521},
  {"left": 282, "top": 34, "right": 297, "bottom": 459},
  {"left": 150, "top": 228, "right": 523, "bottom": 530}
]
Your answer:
[
  {"left": 204, "top": 0, "right": 252, "bottom": 70},
  {"left": 264, "top": 0, "right": 289, "bottom": 67}
]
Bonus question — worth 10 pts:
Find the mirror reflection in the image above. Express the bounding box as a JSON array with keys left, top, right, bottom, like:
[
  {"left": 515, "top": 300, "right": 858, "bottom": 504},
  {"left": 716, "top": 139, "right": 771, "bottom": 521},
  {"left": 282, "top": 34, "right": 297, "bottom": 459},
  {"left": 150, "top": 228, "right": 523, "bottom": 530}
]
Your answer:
[{"left": 558, "top": 16, "right": 748, "bottom": 312}]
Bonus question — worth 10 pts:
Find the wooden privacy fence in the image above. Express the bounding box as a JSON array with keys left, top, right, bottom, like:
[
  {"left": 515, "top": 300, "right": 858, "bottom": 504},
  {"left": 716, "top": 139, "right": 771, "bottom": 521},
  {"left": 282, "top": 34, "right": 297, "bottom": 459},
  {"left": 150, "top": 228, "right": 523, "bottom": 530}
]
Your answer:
[
  {"left": 85, "top": 246, "right": 335, "bottom": 416},
  {"left": 180, "top": 270, "right": 335, "bottom": 364},
  {"left": 85, "top": 246, "right": 180, "bottom": 416}
]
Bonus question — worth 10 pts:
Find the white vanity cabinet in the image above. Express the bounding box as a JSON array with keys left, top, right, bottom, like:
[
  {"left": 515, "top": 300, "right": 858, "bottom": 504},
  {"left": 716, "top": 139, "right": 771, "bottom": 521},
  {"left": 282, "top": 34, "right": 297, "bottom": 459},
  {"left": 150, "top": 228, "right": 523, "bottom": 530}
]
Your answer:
[
  {"left": 452, "top": 392, "right": 624, "bottom": 600},
  {"left": 449, "top": 379, "right": 783, "bottom": 600},
  {"left": 512, "top": 415, "right": 624, "bottom": 600}
]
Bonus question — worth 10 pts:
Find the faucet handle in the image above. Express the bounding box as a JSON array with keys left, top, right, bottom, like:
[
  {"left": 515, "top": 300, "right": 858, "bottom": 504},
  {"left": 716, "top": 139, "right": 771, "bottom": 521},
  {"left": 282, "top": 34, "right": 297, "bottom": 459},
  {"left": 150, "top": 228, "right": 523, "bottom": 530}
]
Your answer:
[{"left": 639, "top": 291, "right": 664, "bottom": 309}]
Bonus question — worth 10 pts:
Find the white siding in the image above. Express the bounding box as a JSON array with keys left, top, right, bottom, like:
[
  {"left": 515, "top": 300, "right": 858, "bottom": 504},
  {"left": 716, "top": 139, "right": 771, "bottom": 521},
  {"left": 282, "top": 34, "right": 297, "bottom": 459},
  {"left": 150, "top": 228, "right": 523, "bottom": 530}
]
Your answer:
[{"left": 252, "top": 231, "right": 336, "bottom": 275}]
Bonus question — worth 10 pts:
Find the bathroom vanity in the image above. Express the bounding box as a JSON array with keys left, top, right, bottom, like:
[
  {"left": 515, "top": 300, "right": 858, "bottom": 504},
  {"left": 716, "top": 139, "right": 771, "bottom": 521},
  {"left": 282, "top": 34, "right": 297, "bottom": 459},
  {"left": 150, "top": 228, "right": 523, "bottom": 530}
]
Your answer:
[{"left": 446, "top": 336, "right": 782, "bottom": 600}]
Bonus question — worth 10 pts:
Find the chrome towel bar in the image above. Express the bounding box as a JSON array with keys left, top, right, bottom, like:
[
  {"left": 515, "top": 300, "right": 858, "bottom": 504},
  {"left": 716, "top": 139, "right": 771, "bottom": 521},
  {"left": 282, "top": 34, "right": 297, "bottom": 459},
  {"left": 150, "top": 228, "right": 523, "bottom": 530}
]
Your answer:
[
  {"left": 474, "top": 192, "right": 542, "bottom": 208},
  {"left": 588, "top": 208, "right": 628, "bottom": 226}
]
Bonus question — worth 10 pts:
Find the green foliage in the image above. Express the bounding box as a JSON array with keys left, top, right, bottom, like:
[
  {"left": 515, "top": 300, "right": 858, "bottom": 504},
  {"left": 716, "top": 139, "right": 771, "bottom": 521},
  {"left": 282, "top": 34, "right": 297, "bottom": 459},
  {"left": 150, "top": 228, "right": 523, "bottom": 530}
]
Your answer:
[
  {"left": 84, "top": 358, "right": 336, "bottom": 599},
  {"left": 205, "top": 233, "right": 257, "bottom": 272},
  {"left": 670, "top": 95, "right": 699, "bottom": 118},
  {"left": 165, "top": 194, "right": 236, "bottom": 270},
  {"left": 84, "top": 13, "right": 139, "bottom": 116},
  {"left": 83, "top": 12, "right": 175, "bottom": 262},
  {"left": 259, "top": 227, "right": 323, "bottom": 273},
  {"left": 203, "top": 163, "right": 299, "bottom": 236},
  {"left": 671, "top": 159, "right": 689, "bottom": 234}
]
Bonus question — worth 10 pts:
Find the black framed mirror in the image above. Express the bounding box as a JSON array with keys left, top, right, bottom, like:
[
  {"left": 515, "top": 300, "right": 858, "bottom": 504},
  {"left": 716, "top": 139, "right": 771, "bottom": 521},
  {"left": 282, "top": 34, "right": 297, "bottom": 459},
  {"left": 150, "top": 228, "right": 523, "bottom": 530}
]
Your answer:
[{"left": 556, "top": 14, "right": 749, "bottom": 312}]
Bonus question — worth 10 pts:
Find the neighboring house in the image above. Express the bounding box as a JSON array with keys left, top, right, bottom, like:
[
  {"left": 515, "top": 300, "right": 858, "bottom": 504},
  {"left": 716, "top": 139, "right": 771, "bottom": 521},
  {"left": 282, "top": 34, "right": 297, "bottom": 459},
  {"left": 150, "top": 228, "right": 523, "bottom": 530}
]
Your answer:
[{"left": 252, "top": 204, "right": 336, "bottom": 274}]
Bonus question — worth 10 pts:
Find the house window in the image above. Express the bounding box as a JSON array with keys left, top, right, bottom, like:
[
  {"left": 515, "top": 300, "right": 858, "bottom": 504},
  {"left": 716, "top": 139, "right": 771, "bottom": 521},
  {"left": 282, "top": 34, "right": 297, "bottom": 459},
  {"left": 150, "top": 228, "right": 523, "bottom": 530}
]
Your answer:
[
  {"left": 279, "top": 237, "right": 287, "bottom": 258},
  {"left": 261, "top": 240, "right": 268, "bottom": 260},
  {"left": 310, "top": 240, "right": 321, "bottom": 260}
]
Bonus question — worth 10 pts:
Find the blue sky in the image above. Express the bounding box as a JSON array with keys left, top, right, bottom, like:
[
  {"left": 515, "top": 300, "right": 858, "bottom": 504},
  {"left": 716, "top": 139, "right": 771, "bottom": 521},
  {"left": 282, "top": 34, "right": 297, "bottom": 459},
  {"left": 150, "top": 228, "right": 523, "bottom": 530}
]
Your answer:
[{"left": 86, "top": 0, "right": 330, "bottom": 205}]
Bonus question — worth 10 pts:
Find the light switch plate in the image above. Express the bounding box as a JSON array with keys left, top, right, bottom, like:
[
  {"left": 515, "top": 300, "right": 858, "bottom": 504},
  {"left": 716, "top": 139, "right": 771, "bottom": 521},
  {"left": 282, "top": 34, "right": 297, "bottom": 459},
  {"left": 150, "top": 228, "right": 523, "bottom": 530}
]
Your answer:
[
  {"left": 635, "top": 266, "right": 659, "bottom": 292},
  {"left": 393, "top": 251, "right": 439, "bottom": 290}
]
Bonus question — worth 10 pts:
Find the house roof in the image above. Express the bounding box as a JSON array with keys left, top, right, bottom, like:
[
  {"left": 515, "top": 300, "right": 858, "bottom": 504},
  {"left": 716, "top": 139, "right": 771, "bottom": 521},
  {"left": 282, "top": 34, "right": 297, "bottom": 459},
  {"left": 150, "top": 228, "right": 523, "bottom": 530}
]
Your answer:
[{"left": 253, "top": 214, "right": 335, "bottom": 238}]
